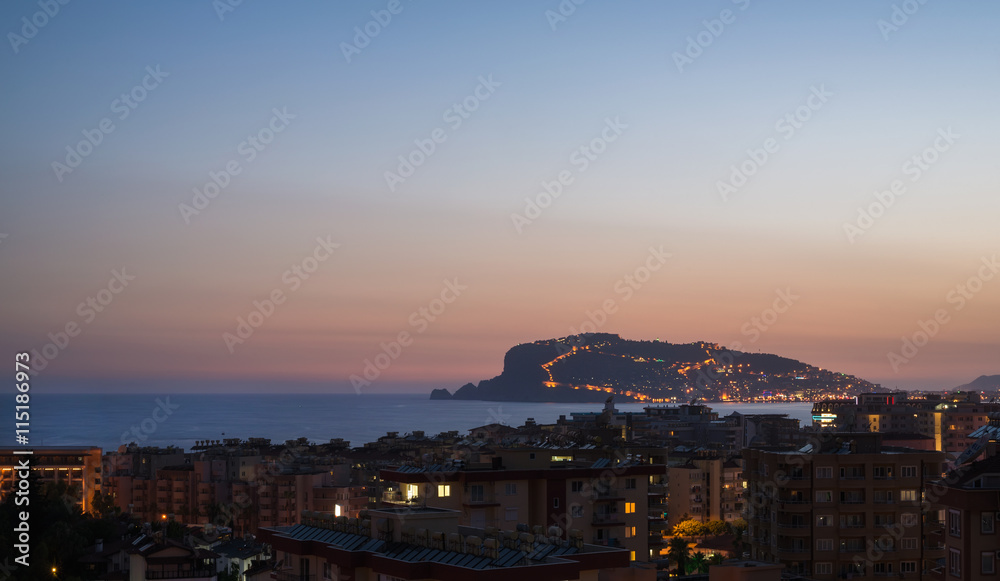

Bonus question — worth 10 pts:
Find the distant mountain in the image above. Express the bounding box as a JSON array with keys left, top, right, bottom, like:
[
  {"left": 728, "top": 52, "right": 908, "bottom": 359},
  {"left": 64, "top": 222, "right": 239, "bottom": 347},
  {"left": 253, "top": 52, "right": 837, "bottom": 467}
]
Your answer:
[
  {"left": 430, "top": 333, "right": 876, "bottom": 403},
  {"left": 953, "top": 375, "right": 1000, "bottom": 391}
]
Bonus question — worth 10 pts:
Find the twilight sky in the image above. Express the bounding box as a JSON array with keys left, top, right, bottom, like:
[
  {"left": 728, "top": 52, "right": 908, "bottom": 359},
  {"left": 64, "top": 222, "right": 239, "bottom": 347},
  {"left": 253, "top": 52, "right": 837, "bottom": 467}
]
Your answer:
[{"left": 1, "top": 1, "right": 998, "bottom": 393}]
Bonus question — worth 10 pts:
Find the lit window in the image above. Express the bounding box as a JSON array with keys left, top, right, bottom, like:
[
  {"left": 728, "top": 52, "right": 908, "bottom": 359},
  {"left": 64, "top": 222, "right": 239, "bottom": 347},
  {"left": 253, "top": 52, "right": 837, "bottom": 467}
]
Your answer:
[
  {"left": 900, "top": 489, "right": 917, "bottom": 502},
  {"left": 625, "top": 502, "right": 636, "bottom": 514},
  {"left": 625, "top": 526, "right": 636, "bottom": 538},
  {"left": 437, "top": 484, "right": 451, "bottom": 498}
]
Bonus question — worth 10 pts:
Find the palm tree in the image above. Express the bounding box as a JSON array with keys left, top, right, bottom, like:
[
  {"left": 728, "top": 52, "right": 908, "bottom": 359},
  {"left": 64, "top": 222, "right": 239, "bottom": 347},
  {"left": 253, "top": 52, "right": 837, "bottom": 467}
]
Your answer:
[
  {"left": 687, "top": 552, "right": 709, "bottom": 574},
  {"left": 668, "top": 537, "right": 690, "bottom": 574},
  {"left": 708, "top": 554, "right": 725, "bottom": 566}
]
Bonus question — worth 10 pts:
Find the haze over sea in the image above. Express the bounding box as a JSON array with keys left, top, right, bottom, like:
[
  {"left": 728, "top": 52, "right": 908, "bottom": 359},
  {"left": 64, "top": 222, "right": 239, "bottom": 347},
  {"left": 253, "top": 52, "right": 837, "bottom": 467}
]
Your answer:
[{"left": 8, "top": 393, "right": 814, "bottom": 452}]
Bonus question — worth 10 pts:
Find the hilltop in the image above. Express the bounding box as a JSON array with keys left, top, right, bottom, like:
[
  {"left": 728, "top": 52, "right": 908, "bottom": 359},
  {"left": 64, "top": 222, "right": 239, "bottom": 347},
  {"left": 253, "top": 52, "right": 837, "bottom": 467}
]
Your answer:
[{"left": 430, "top": 333, "right": 875, "bottom": 403}]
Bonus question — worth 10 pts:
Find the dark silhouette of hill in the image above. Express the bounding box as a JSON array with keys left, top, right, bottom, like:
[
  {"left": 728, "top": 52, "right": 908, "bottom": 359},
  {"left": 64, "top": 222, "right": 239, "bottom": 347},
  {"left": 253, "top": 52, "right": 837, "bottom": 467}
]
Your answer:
[
  {"left": 429, "top": 333, "right": 875, "bottom": 402},
  {"left": 953, "top": 375, "right": 1000, "bottom": 391}
]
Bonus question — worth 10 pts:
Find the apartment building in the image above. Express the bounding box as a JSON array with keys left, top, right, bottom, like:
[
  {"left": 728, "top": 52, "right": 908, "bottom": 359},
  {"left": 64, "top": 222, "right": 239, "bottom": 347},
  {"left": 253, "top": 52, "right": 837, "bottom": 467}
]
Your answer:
[
  {"left": 818, "top": 392, "right": 999, "bottom": 452},
  {"left": 666, "top": 454, "right": 744, "bottom": 528},
  {"left": 930, "top": 452, "right": 1000, "bottom": 580},
  {"left": 744, "top": 433, "right": 946, "bottom": 579},
  {"left": 259, "top": 506, "right": 647, "bottom": 581},
  {"left": 0, "top": 446, "right": 103, "bottom": 513},
  {"left": 380, "top": 451, "right": 663, "bottom": 562}
]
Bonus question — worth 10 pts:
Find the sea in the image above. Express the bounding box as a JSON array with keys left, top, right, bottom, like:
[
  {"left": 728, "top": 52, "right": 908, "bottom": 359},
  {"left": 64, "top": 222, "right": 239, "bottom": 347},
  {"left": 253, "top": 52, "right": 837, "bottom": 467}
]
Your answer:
[{"left": 4, "top": 393, "right": 815, "bottom": 452}]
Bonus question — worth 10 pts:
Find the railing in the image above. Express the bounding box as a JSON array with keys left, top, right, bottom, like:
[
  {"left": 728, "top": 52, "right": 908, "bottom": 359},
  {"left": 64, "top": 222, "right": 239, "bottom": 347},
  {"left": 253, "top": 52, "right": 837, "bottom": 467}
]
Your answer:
[
  {"left": 592, "top": 513, "right": 622, "bottom": 525},
  {"left": 840, "top": 475, "right": 865, "bottom": 480},
  {"left": 777, "top": 523, "right": 808, "bottom": 529},
  {"left": 593, "top": 488, "right": 624, "bottom": 500},
  {"left": 591, "top": 537, "right": 622, "bottom": 547},
  {"left": 840, "top": 498, "right": 865, "bottom": 505}
]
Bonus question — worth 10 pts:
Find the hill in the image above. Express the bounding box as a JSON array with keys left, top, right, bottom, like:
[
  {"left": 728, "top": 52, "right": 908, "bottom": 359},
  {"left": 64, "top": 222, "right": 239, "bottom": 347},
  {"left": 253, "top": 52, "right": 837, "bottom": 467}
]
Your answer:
[
  {"left": 953, "top": 375, "right": 1000, "bottom": 391},
  {"left": 430, "top": 333, "right": 875, "bottom": 402}
]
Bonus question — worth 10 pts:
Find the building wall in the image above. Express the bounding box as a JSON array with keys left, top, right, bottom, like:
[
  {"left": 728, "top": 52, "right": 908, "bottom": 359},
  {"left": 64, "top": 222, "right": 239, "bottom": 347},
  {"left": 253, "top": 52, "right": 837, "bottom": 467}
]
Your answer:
[{"left": 745, "top": 445, "right": 945, "bottom": 579}]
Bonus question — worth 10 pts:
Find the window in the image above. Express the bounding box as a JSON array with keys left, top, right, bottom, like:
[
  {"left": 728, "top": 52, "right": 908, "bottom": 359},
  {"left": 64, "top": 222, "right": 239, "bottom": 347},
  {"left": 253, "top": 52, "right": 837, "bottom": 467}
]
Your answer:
[
  {"left": 625, "top": 526, "right": 636, "bottom": 538},
  {"left": 571, "top": 505, "right": 583, "bottom": 518},
  {"left": 983, "top": 552, "right": 996, "bottom": 575},
  {"left": 900, "top": 489, "right": 917, "bottom": 502},
  {"left": 553, "top": 497, "right": 559, "bottom": 509},
  {"left": 529, "top": 453, "right": 535, "bottom": 460},
  {"left": 901, "top": 465, "right": 917, "bottom": 478},
  {"left": 817, "top": 539, "right": 833, "bottom": 551},
  {"left": 950, "top": 549, "right": 961, "bottom": 577},
  {"left": 437, "top": 484, "right": 451, "bottom": 497},
  {"left": 816, "top": 466, "right": 832, "bottom": 479},
  {"left": 949, "top": 509, "right": 962, "bottom": 537},
  {"left": 817, "top": 515, "right": 832, "bottom": 527},
  {"left": 571, "top": 481, "right": 584, "bottom": 493},
  {"left": 625, "top": 478, "right": 636, "bottom": 490},
  {"left": 630, "top": 551, "right": 636, "bottom": 561},
  {"left": 625, "top": 502, "right": 636, "bottom": 514},
  {"left": 505, "top": 507, "right": 517, "bottom": 521},
  {"left": 322, "top": 562, "right": 331, "bottom": 580},
  {"left": 505, "top": 483, "right": 517, "bottom": 496},
  {"left": 900, "top": 561, "right": 916, "bottom": 573},
  {"left": 405, "top": 484, "right": 420, "bottom": 500},
  {"left": 469, "top": 484, "right": 484, "bottom": 502},
  {"left": 814, "top": 563, "right": 832, "bottom": 575},
  {"left": 816, "top": 490, "right": 832, "bottom": 503},
  {"left": 901, "top": 538, "right": 917, "bottom": 550},
  {"left": 873, "top": 563, "right": 893, "bottom": 575},
  {"left": 983, "top": 512, "right": 996, "bottom": 534},
  {"left": 873, "top": 466, "right": 893, "bottom": 479},
  {"left": 551, "top": 455, "right": 573, "bottom": 462},
  {"left": 901, "top": 513, "right": 917, "bottom": 527}
]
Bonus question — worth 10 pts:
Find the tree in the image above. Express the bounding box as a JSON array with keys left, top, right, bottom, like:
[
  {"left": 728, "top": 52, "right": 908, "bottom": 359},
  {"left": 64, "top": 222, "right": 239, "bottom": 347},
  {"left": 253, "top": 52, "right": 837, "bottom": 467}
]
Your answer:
[
  {"left": 706, "top": 519, "right": 729, "bottom": 536},
  {"left": 687, "top": 552, "right": 709, "bottom": 574},
  {"left": 667, "top": 537, "right": 690, "bottom": 574},
  {"left": 708, "top": 553, "right": 725, "bottom": 566},
  {"left": 672, "top": 519, "right": 707, "bottom": 537}
]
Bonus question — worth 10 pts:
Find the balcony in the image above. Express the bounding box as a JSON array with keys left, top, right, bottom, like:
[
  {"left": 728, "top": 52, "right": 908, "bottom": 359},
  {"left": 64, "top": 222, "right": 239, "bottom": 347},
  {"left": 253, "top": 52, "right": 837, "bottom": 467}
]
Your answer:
[
  {"left": 592, "top": 513, "right": 623, "bottom": 525},
  {"left": 777, "top": 522, "right": 808, "bottom": 529},
  {"left": 591, "top": 537, "right": 622, "bottom": 547},
  {"left": 381, "top": 491, "right": 418, "bottom": 506},
  {"left": 593, "top": 488, "right": 625, "bottom": 501}
]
